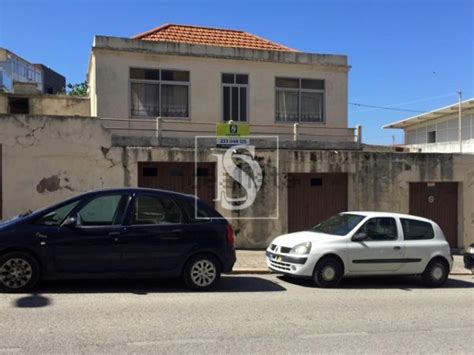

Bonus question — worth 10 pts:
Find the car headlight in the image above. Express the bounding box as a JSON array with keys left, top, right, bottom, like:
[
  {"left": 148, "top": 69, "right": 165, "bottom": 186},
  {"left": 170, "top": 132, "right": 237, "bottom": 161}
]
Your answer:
[
  {"left": 468, "top": 245, "right": 474, "bottom": 254},
  {"left": 290, "top": 242, "right": 312, "bottom": 255}
]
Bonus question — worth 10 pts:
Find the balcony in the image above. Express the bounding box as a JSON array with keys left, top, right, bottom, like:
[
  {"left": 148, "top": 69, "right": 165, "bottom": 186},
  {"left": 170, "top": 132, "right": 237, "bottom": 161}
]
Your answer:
[{"left": 0, "top": 59, "right": 43, "bottom": 93}]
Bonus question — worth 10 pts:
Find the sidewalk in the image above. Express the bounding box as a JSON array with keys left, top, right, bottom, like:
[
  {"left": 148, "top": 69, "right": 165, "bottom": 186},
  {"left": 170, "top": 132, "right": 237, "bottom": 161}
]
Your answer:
[{"left": 232, "top": 250, "right": 471, "bottom": 275}]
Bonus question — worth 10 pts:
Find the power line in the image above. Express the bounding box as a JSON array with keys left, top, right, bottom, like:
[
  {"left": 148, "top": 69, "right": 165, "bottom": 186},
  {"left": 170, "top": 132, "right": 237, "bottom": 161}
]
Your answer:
[
  {"left": 349, "top": 102, "right": 426, "bottom": 113},
  {"left": 349, "top": 93, "right": 456, "bottom": 114}
]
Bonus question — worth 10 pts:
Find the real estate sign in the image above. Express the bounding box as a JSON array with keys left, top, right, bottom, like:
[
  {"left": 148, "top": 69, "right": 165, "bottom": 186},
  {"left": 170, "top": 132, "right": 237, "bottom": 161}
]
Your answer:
[{"left": 216, "top": 122, "right": 250, "bottom": 146}]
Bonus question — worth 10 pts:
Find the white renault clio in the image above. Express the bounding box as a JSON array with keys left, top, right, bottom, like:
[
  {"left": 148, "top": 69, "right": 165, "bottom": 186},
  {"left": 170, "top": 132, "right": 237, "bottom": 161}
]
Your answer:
[{"left": 266, "top": 212, "right": 453, "bottom": 287}]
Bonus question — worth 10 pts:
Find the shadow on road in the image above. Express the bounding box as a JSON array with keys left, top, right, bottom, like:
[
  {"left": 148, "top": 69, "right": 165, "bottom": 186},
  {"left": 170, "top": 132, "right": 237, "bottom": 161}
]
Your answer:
[
  {"left": 278, "top": 275, "right": 474, "bottom": 290},
  {"left": 27, "top": 275, "right": 286, "bottom": 295},
  {"left": 13, "top": 293, "right": 52, "bottom": 308}
]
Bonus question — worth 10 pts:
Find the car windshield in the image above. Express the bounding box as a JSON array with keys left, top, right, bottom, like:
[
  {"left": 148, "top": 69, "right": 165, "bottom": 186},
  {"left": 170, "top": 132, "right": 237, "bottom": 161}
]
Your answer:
[{"left": 310, "top": 213, "right": 365, "bottom": 236}]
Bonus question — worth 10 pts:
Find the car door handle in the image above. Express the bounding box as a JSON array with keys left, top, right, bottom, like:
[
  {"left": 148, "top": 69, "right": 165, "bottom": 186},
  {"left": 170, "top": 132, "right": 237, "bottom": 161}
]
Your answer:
[
  {"left": 171, "top": 229, "right": 184, "bottom": 233},
  {"left": 394, "top": 246, "right": 401, "bottom": 250},
  {"left": 108, "top": 231, "right": 121, "bottom": 236},
  {"left": 35, "top": 232, "right": 48, "bottom": 239}
]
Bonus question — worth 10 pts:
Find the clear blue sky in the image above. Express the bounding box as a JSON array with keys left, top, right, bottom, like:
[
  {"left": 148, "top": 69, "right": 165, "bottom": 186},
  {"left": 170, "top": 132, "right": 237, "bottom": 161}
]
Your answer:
[{"left": 1, "top": 0, "right": 472, "bottom": 144}]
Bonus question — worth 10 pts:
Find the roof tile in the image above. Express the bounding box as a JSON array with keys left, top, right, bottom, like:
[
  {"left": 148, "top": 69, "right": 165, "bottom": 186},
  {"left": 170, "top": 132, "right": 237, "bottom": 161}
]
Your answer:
[{"left": 132, "top": 24, "right": 297, "bottom": 52}]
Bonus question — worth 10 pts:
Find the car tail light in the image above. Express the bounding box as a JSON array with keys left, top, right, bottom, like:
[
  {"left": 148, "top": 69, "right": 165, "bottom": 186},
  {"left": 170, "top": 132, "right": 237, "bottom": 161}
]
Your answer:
[{"left": 226, "top": 224, "right": 234, "bottom": 247}]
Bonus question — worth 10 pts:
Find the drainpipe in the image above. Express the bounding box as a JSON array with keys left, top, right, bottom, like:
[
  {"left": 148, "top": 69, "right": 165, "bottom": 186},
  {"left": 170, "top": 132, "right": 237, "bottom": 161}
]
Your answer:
[
  {"left": 457, "top": 91, "right": 462, "bottom": 154},
  {"left": 293, "top": 123, "right": 299, "bottom": 141}
]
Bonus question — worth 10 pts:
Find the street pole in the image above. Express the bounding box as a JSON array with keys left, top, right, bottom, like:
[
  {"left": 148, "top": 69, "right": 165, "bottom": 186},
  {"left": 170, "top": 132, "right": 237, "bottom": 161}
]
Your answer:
[{"left": 457, "top": 91, "right": 462, "bottom": 154}]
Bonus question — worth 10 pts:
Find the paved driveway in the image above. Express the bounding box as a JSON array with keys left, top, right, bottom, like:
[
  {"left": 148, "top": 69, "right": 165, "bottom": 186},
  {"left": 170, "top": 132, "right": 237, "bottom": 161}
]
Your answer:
[{"left": 0, "top": 274, "right": 473, "bottom": 353}]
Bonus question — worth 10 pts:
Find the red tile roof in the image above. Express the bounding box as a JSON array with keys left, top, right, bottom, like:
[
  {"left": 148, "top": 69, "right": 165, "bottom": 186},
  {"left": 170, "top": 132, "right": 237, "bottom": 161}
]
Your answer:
[{"left": 132, "top": 24, "right": 297, "bottom": 52}]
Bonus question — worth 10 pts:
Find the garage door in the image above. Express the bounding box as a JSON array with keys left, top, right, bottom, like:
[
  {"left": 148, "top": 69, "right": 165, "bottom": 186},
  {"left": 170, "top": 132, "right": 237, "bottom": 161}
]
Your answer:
[
  {"left": 0, "top": 144, "right": 2, "bottom": 219},
  {"left": 409, "top": 182, "right": 458, "bottom": 248},
  {"left": 288, "top": 173, "right": 348, "bottom": 233},
  {"left": 138, "top": 162, "right": 216, "bottom": 207}
]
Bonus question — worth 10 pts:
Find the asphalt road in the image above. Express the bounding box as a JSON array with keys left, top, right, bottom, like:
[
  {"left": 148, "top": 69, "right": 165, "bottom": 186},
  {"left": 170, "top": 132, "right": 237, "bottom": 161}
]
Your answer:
[{"left": 0, "top": 274, "right": 473, "bottom": 354}]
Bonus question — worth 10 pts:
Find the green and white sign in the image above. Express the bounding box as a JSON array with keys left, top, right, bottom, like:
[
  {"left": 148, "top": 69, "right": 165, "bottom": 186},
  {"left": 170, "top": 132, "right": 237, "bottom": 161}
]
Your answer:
[{"left": 216, "top": 122, "right": 250, "bottom": 146}]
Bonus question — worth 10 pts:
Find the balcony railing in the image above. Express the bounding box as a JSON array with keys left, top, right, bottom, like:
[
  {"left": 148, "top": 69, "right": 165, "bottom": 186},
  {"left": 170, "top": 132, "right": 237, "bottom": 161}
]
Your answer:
[{"left": 99, "top": 117, "right": 362, "bottom": 146}]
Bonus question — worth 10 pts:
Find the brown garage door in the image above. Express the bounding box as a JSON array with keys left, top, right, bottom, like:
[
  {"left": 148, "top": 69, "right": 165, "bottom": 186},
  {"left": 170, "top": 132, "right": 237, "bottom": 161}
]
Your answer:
[
  {"left": 409, "top": 182, "right": 458, "bottom": 248},
  {"left": 0, "top": 144, "right": 2, "bottom": 219},
  {"left": 288, "top": 173, "right": 348, "bottom": 233},
  {"left": 138, "top": 162, "right": 216, "bottom": 207}
]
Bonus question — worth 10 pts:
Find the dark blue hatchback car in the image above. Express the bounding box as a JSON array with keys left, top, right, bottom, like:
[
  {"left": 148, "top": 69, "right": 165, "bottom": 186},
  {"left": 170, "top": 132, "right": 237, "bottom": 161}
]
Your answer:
[{"left": 0, "top": 188, "right": 236, "bottom": 292}]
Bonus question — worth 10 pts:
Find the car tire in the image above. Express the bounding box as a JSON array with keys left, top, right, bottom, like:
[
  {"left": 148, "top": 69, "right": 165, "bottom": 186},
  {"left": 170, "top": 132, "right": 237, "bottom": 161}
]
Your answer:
[
  {"left": 313, "top": 257, "right": 343, "bottom": 288},
  {"left": 0, "top": 252, "right": 40, "bottom": 293},
  {"left": 183, "top": 254, "right": 221, "bottom": 291},
  {"left": 422, "top": 259, "right": 449, "bottom": 287}
]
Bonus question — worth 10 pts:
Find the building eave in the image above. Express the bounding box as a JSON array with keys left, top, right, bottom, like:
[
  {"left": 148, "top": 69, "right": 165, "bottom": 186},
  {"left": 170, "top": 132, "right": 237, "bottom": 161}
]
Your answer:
[{"left": 383, "top": 98, "right": 474, "bottom": 129}]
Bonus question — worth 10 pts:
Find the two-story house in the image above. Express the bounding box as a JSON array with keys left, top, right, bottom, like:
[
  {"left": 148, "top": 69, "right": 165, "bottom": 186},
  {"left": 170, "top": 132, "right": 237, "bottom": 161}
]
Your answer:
[{"left": 88, "top": 24, "right": 354, "bottom": 141}]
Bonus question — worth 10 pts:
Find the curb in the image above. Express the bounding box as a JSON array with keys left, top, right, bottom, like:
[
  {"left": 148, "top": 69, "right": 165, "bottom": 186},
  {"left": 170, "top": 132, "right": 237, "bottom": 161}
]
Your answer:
[
  {"left": 230, "top": 269, "right": 472, "bottom": 276},
  {"left": 230, "top": 268, "right": 270, "bottom": 275}
]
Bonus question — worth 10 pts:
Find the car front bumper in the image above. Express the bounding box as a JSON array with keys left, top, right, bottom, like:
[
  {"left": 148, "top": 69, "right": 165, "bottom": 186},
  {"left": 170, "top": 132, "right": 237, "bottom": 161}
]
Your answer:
[{"left": 266, "top": 250, "right": 314, "bottom": 277}]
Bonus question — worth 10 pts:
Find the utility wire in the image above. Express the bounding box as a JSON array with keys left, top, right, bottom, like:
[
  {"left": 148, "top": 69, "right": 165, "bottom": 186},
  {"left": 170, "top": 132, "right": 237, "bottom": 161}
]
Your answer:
[
  {"left": 349, "top": 93, "right": 456, "bottom": 114},
  {"left": 349, "top": 102, "right": 426, "bottom": 113}
]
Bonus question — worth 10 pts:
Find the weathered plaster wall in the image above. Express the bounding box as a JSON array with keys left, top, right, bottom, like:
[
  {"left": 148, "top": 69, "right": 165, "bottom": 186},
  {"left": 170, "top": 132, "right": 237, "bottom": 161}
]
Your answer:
[
  {"left": 0, "top": 96, "right": 7, "bottom": 114},
  {"left": 228, "top": 150, "right": 474, "bottom": 249},
  {"left": 1, "top": 115, "right": 473, "bottom": 250},
  {"left": 29, "top": 96, "right": 90, "bottom": 116},
  {"left": 0, "top": 115, "right": 123, "bottom": 215},
  {"left": 117, "top": 147, "right": 474, "bottom": 250},
  {"left": 0, "top": 94, "right": 90, "bottom": 116}
]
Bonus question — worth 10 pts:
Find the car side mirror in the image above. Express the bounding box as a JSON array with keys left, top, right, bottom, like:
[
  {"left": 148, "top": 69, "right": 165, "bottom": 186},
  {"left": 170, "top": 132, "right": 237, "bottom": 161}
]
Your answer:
[
  {"left": 61, "top": 215, "right": 77, "bottom": 228},
  {"left": 352, "top": 232, "right": 367, "bottom": 242}
]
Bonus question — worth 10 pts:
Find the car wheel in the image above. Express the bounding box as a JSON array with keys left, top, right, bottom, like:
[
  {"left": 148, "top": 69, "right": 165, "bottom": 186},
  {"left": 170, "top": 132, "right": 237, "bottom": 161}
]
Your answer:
[
  {"left": 422, "top": 259, "right": 449, "bottom": 287},
  {"left": 183, "top": 255, "right": 221, "bottom": 291},
  {"left": 0, "top": 252, "right": 40, "bottom": 293},
  {"left": 313, "top": 257, "right": 343, "bottom": 288}
]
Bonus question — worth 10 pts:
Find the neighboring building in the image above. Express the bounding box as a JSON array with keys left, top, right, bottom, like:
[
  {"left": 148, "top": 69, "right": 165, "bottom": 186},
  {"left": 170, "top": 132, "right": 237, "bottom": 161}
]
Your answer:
[
  {"left": 0, "top": 48, "right": 65, "bottom": 94},
  {"left": 88, "top": 24, "right": 354, "bottom": 141},
  {"left": 0, "top": 50, "right": 84, "bottom": 115},
  {"left": 33, "top": 64, "right": 66, "bottom": 94},
  {"left": 384, "top": 98, "right": 474, "bottom": 153}
]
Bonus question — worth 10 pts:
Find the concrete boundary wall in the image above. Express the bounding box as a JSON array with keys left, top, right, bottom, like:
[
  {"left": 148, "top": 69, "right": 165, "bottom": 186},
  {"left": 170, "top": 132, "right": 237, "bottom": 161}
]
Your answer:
[{"left": 1, "top": 115, "right": 473, "bottom": 249}]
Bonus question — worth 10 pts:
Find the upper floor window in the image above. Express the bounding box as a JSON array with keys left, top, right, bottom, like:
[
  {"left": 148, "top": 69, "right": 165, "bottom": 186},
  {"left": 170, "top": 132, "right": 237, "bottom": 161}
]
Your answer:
[
  {"left": 130, "top": 68, "right": 189, "bottom": 118},
  {"left": 222, "top": 73, "right": 248, "bottom": 122},
  {"left": 275, "top": 77, "right": 324, "bottom": 123},
  {"left": 427, "top": 131, "right": 436, "bottom": 143}
]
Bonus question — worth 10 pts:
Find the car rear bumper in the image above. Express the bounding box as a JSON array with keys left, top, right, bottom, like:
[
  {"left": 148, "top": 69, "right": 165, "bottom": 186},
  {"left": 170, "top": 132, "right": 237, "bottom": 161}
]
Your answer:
[
  {"left": 221, "top": 249, "right": 237, "bottom": 273},
  {"left": 463, "top": 253, "right": 474, "bottom": 270}
]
